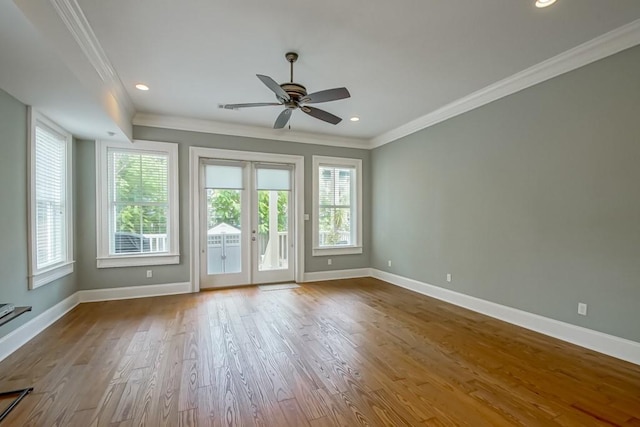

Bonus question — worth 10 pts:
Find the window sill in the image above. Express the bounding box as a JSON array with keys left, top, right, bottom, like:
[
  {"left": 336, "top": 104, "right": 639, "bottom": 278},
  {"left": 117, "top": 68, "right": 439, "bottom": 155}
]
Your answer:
[
  {"left": 29, "top": 261, "right": 75, "bottom": 289},
  {"left": 312, "top": 246, "right": 363, "bottom": 256},
  {"left": 96, "top": 254, "right": 180, "bottom": 268}
]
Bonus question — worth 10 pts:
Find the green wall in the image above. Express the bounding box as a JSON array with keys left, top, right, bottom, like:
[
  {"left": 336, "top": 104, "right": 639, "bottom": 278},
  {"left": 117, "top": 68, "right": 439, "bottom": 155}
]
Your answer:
[
  {"left": 371, "top": 45, "right": 640, "bottom": 342},
  {"left": 0, "top": 89, "right": 77, "bottom": 338},
  {"left": 76, "top": 127, "right": 371, "bottom": 290}
]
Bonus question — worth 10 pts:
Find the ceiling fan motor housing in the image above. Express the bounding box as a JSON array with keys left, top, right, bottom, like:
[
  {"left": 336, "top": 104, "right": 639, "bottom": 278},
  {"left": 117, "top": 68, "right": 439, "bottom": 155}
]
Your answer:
[{"left": 280, "top": 82, "right": 307, "bottom": 107}]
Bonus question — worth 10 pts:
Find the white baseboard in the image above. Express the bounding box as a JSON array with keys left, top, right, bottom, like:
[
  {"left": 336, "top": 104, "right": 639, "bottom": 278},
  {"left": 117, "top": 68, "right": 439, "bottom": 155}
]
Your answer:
[
  {"left": 78, "top": 282, "right": 192, "bottom": 303},
  {"left": 0, "top": 282, "right": 191, "bottom": 363},
  {"left": 370, "top": 269, "right": 640, "bottom": 365},
  {"left": 303, "top": 268, "right": 371, "bottom": 283},
  {"left": 0, "top": 292, "right": 80, "bottom": 363}
]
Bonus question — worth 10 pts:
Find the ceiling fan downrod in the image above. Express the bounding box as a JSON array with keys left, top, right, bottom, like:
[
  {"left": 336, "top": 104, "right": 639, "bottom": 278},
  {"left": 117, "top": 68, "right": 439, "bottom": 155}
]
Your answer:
[{"left": 285, "top": 52, "right": 298, "bottom": 83}]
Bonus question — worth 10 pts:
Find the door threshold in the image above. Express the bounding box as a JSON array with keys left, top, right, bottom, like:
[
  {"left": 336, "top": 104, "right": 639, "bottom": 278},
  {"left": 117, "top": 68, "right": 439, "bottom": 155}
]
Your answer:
[
  {"left": 199, "top": 283, "right": 256, "bottom": 292},
  {"left": 258, "top": 283, "right": 300, "bottom": 291}
]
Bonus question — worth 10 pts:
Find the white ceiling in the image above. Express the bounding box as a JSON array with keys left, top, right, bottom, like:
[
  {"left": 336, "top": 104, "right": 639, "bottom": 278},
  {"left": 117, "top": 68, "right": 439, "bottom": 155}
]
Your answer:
[
  {"left": 2, "top": 0, "right": 640, "bottom": 144},
  {"left": 0, "top": 0, "right": 131, "bottom": 141}
]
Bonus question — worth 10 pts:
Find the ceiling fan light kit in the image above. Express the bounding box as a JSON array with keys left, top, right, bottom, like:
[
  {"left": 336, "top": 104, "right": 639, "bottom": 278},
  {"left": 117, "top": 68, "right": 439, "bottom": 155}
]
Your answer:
[
  {"left": 221, "top": 52, "right": 351, "bottom": 129},
  {"left": 535, "top": 0, "right": 557, "bottom": 8}
]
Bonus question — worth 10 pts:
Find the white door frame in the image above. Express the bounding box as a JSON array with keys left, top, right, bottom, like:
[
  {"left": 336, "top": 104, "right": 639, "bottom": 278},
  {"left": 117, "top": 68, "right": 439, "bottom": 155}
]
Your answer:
[{"left": 189, "top": 146, "right": 304, "bottom": 292}]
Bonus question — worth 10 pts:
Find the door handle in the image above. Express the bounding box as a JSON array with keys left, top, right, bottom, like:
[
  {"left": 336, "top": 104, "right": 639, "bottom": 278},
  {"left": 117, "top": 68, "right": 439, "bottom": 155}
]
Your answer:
[{"left": 251, "top": 237, "right": 256, "bottom": 241}]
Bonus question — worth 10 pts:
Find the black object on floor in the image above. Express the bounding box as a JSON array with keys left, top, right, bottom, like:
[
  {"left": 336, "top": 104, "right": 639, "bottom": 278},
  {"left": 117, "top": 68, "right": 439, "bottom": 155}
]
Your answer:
[{"left": 0, "top": 306, "right": 33, "bottom": 424}]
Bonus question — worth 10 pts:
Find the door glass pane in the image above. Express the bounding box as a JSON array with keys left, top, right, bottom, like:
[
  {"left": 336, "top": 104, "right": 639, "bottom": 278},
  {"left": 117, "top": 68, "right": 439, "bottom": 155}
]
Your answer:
[
  {"left": 206, "top": 189, "right": 242, "bottom": 274},
  {"left": 257, "top": 190, "right": 289, "bottom": 271}
]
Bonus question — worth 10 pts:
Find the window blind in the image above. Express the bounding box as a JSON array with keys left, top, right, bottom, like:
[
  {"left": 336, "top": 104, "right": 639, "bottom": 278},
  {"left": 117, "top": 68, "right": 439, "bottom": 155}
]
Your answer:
[
  {"left": 319, "top": 166, "right": 352, "bottom": 207},
  {"left": 34, "top": 124, "right": 67, "bottom": 269},
  {"left": 205, "top": 164, "right": 244, "bottom": 189},
  {"left": 256, "top": 167, "right": 291, "bottom": 191}
]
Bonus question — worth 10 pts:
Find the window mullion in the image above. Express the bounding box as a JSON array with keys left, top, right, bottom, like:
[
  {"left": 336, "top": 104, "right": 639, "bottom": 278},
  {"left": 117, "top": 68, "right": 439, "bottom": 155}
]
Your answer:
[{"left": 319, "top": 204, "right": 351, "bottom": 209}]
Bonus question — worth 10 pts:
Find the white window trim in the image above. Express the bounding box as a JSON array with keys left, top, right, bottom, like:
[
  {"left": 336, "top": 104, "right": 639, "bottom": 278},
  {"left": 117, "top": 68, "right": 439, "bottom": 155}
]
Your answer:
[
  {"left": 27, "top": 109, "right": 74, "bottom": 289},
  {"left": 95, "top": 139, "right": 180, "bottom": 268},
  {"left": 312, "top": 155, "right": 363, "bottom": 256}
]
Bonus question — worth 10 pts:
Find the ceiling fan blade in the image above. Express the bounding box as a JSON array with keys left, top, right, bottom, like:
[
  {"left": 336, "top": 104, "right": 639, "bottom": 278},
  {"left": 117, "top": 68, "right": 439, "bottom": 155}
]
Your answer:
[
  {"left": 301, "top": 87, "right": 350, "bottom": 104},
  {"left": 220, "top": 102, "right": 282, "bottom": 109},
  {"left": 257, "top": 74, "right": 291, "bottom": 101},
  {"left": 301, "top": 106, "right": 342, "bottom": 125},
  {"left": 274, "top": 109, "right": 292, "bottom": 129}
]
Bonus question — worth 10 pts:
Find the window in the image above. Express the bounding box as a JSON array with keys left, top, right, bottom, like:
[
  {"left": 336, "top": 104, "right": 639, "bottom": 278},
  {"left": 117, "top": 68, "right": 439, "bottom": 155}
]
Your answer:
[
  {"left": 28, "top": 109, "right": 74, "bottom": 289},
  {"left": 312, "top": 156, "right": 362, "bottom": 256},
  {"left": 96, "top": 140, "right": 179, "bottom": 268}
]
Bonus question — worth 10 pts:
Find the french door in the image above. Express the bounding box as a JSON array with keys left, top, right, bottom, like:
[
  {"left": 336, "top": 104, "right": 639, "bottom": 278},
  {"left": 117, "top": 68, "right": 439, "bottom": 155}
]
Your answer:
[{"left": 199, "top": 160, "right": 294, "bottom": 288}]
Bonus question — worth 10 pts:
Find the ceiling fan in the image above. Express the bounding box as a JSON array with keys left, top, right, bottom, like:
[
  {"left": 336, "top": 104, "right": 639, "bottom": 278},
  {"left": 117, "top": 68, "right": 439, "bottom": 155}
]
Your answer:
[{"left": 220, "top": 52, "right": 351, "bottom": 129}]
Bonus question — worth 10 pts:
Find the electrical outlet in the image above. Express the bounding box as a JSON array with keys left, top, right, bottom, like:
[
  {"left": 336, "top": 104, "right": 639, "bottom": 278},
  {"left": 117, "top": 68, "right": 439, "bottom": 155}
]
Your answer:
[
  {"left": 578, "top": 302, "right": 587, "bottom": 316},
  {"left": 327, "top": 258, "right": 332, "bottom": 266},
  {"left": 146, "top": 270, "right": 153, "bottom": 278},
  {"left": 446, "top": 273, "right": 452, "bottom": 283},
  {"left": 388, "top": 260, "right": 392, "bottom": 267}
]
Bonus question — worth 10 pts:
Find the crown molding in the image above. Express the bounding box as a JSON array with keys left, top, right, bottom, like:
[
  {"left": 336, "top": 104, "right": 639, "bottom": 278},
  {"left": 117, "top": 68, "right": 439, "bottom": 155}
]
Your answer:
[
  {"left": 133, "top": 113, "right": 371, "bottom": 149},
  {"left": 49, "top": 0, "right": 135, "bottom": 118},
  {"left": 370, "top": 18, "right": 640, "bottom": 149}
]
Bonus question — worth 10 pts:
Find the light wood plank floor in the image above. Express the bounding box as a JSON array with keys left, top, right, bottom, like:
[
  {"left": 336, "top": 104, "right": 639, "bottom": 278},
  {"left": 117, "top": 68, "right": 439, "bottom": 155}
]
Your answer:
[{"left": 1, "top": 278, "right": 639, "bottom": 426}]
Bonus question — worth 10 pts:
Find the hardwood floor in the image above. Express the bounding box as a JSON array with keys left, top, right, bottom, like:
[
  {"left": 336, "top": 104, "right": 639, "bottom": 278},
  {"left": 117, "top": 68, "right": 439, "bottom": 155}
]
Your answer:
[{"left": 1, "top": 278, "right": 639, "bottom": 426}]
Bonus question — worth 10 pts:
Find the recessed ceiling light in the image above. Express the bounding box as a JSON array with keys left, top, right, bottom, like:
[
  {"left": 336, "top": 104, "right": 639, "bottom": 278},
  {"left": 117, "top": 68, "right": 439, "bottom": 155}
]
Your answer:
[
  {"left": 350, "top": 117, "right": 360, "bottom": 122},
  {"left": 135, "top": 83, "right": 150, "bottom": 91},
  {"left": 535, "top": 0, "right": 557, "bottom": 8}
]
